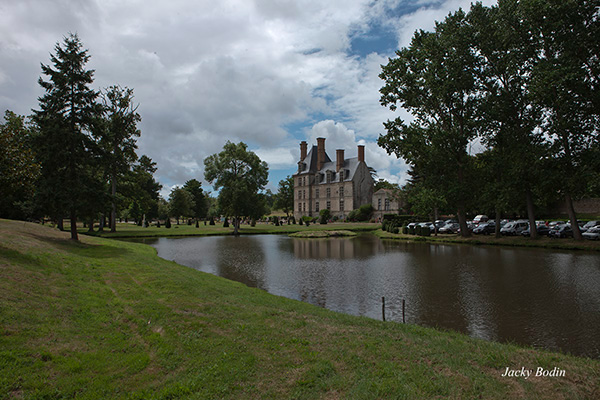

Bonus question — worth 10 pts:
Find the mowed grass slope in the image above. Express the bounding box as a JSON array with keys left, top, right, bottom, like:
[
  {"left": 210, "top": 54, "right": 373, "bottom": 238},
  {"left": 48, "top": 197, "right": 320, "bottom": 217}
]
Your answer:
[{"left": 1, "top": 220, "right": 598, "bottom": 399}]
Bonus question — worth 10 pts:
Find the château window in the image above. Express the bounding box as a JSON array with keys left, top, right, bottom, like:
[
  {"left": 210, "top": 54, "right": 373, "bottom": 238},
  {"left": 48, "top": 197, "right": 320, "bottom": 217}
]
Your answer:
[
  {"left": 385, "top": 198, "right": 390, "bottom": 211},
  {"left": 339, "top": 170, "right": 344, "bottom": 181},
  {"left": 326, "top": 188, "right": 331, "bottom": 198},
  {"left": 315, "top": 188, "right": 320, "bottom": 198},
  {"left": 339, "top": 186, "right": 344, "bottom": 197},
  {"left": 378, "top": 198, "right": 381, "bottom": 210},
  {"left": 315, "top": 201, "right": 320, "bottom": 212},
  {"left": 340, "top": 200, "right": 344, "bottom": 211},
  {"left": 298, "top": 203, "right": 302, "bottom": 212},
  {"left": 326, "top": 201, "right": 331, "bottom": 210}
]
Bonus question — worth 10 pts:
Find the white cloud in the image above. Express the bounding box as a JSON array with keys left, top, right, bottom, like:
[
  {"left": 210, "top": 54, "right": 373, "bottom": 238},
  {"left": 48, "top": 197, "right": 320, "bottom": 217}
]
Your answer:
[{"left": 0, "top": 0, "right": 489, "bottom": 195}]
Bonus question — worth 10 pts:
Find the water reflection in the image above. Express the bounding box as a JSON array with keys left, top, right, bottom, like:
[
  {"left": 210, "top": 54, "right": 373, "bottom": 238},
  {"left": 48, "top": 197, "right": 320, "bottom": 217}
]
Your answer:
[{"left": 141, "top": 234, "right": 600, "bottom": 358}]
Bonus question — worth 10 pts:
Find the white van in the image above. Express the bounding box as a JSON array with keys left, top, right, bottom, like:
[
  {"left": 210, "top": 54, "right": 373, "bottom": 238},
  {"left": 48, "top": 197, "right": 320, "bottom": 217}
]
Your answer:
[
  {"left": 473, "top": 215, "right": 489, "bottom": 225},
  {"left": 500, "top": 220, "right": 528, "bottom": 236}
]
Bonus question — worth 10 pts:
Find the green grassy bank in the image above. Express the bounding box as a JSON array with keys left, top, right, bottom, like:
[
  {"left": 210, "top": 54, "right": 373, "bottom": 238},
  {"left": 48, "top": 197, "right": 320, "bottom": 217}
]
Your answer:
[
  {"left": 79, "top": 222, "right": 379, "bottom": 239},
  {"left": 375, "top": 229, "right": 600, "bottom": 252},
  {"left": 1, "top": 219, "right": 598, "bottom": 399}
]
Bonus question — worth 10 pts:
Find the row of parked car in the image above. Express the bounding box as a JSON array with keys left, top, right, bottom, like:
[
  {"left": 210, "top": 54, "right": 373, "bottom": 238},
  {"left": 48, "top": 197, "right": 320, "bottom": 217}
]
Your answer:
[{"left": 407, "top": 216, "right": 600, "bottom": 240}]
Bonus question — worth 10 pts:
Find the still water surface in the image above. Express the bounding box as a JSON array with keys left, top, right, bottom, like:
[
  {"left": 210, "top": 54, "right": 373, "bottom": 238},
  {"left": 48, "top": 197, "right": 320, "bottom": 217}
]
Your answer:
[{"left": 139, "top": 234, "right": 600, "bottom": 358}]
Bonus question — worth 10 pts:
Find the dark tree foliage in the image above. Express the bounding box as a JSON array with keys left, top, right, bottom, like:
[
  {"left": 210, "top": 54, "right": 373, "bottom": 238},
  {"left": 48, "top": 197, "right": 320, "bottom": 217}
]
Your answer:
[
  {"left": 169, "top": 186, "right": 194, "bottom": 224},
  {"left": 379, "top": 9, "right": 479, "bottom": 237},
  {"left": 99, "top": 85, "right": 141, "bottom": 232},
  {"left": 0, "top": 111, "right": 40, "bottom": 219},
  {"left": 31, "top": 33, "right": 103, "bottom": 240},
  {"left": 122, "top": 155, "right": 162, "bottom": 222},
  {"left": 469, "top": 0, "right": 547, "bottom": 238},
  {"left": 204, "top": 141, "right": 268, "bottom": 235},
  {"left": 273, "top": 176, "right": 294, "bottom": 219},
  {"left": 183, "top": 178, "right": 208, "bottom": 219},
  {"left": 524, "top": 0, "right": 600, "bottom": 239}
]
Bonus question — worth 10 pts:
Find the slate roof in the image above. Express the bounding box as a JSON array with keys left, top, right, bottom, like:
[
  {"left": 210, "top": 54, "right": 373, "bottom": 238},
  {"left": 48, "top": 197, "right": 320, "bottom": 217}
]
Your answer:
[{"left": 297, "top": 146, "right": 361, "bottom": 183}]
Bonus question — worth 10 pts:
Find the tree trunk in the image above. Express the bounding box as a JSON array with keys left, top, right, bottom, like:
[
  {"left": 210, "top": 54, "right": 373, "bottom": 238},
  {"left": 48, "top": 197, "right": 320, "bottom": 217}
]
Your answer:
[
  {"left": 233, "top": 216, "right": 240, "bottom": 236},
  {"left": 457, "top": 203, "right": 470, "bottom": 238},
  {"left": 57, "top": 217, "right": 64, "bottom": 231},
  {"left": 526, "top": 189, "right": 538, "bottom": 239},
  {"left": 495, "top": 208, "right": 501, "bottom": 238},
  {"left": 434, "top": 207, "right": 439, "bottom": 236},
  {"left": 111, "top": 174, "right": 117, "bottom": 232},
  {"left": 98, "top": 213, "right": 104, "bottom": 232},
  {"left": 87, "top": 217, "right": 94, "bottom": 233},
  {"left": 565, "top": 192, "right": 582, "bottom": 240},
  {"left": 70, "top": 210, "right": 78, "bottom": 241}
]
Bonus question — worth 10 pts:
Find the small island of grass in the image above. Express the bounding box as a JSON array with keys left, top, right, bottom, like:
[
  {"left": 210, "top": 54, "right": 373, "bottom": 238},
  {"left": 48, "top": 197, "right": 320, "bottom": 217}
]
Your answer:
[{"left": 289, "top": 230, "right": 358, "bottom": 238}]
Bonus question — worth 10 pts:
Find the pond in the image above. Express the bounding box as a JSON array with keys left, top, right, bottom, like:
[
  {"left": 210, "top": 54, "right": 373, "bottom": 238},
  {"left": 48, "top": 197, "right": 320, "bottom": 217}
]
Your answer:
[{"left": 136, "top": 234, "right": 600, "bottom": 359}]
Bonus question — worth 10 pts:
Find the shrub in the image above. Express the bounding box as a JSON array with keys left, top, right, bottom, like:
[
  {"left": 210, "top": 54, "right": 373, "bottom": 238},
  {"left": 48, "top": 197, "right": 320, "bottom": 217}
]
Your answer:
[
  {"left": 165, "top": 218, "right": 171, "bottom": 228},
  {"left": 319, "top": 209, "right": 331, "bottom": 224},
  {"left": 408, "top": 225, "right": 415, "bottom": 235},
  {"left": 209, "top": 218, "right": 215, "bottom": 225},
  {"left": 251, "top": 219, "right": 256, "bottom": 227},
  {"left": 196, "top": 220, "right": 199, "bottom": 228},
  {"left": 156, "top": 221, "right": 161, "bottom": 228},
  {"left": 393, "top": 227, "right": 400, "bottom": 234},
  {"left": 144, "top": 220, "right": 149, "bottom": 228},
  {"left": 223, "top": 219, "right": 229, "bottom": 228},
  {"left": 347, "top": 204, "right": 374, "bottom": 222},
  {"left": 187, "top": 219, "right": 192, "bottom": 225},
  {"left": 402, "top": 225, "right": 408, "bottom": 234}
]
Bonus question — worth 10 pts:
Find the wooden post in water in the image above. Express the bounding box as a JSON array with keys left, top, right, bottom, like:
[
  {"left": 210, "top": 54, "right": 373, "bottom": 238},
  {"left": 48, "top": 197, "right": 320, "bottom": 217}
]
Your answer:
[
  {"left": 402, "top": 299, "right": 406, "bottom": 323},
  {"left": 382, "top": 296, "right": 386, "bottom": 321}
]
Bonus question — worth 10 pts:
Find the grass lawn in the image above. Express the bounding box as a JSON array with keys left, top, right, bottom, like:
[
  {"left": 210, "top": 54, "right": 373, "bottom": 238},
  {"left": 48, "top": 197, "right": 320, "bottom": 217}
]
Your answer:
[
  {"left": 77, "top": 221, "right": 379, "bottom": 238},
  {"left": 1, "top": 219, "right": 599, "bottom": 399}
]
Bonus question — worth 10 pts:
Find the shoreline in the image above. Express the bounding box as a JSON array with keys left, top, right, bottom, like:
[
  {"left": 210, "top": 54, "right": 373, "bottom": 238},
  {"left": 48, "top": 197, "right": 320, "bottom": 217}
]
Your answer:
[
  {"left": 374, "top": 229, "right": 600, "bottom": 252},
  {"left": 78, "top": 222, "right": 600, "bottom": 252}
]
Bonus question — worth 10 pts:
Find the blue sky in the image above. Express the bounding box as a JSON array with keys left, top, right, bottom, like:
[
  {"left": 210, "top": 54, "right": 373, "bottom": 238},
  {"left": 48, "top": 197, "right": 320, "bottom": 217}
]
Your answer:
[{"left": 0, "top": 0, "right": 495, "bottom": 198}]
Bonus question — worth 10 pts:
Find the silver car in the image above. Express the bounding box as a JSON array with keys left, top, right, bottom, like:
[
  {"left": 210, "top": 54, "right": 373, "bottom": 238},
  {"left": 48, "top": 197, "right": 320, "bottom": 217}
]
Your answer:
[{"left": 582, "top": 226, "right": 600, "bottom": 240}]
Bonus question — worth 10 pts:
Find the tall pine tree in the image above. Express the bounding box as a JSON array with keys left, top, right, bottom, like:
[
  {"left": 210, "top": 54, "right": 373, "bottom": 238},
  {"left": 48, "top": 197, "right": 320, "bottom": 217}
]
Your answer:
[{"left": 32, "top": 33, "right": 102, "bottom": 240}]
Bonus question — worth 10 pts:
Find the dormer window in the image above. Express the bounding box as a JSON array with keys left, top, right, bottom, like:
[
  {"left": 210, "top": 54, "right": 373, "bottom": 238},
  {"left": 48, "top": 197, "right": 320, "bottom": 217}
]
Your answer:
[
  {"left": 339, "top": 170, "right": 344, "bottom": 181},
  {"left": 326, "top": 170, "right": 333, "bottom": 183}
]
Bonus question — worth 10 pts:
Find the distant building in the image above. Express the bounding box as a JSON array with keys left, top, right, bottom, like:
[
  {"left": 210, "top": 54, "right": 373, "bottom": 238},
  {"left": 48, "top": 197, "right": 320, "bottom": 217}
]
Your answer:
[
  {"left": 372, "top": 188, "right": 403, "bottom": 220},
  {"left": 293, "top": 138, "right": 374, "bottom": 220}
]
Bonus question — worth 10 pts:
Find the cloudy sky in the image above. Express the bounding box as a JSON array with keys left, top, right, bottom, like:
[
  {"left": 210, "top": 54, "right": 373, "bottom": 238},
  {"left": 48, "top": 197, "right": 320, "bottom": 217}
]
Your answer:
[{"left": 1, "top": 0, "right": 494, "bottom": 197}]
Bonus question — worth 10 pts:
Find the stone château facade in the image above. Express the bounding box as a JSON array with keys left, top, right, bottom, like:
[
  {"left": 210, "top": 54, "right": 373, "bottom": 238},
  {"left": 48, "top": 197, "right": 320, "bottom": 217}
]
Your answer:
[{"left": 293, "top": 138, "right": 374, "bottom": 220}]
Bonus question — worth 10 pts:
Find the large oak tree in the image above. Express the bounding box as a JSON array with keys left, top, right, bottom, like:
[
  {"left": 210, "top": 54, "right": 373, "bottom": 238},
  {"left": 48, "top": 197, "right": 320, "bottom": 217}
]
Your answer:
[{"left": 204, "top": 141, "right": 268, "bottom": 235}]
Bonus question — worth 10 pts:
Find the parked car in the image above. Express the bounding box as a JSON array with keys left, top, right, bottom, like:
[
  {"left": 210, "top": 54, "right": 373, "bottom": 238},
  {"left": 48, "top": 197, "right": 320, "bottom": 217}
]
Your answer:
[
  {"left": 581, "top": 221, "right": 600, "bottom": 233},
  {"left": 583, "top": 226, "right": 600, "bottom": 240},
  {"left": 500, "top": 220, "right": 529, "bottom": 236},
  {"left": 473, "top": 215, "right": 489, "bottom": 225},
  {"left": 418, "top": 222, "right": 435, "bottom": 233},
  {"left": 473, "top": 221, "right": 495, "bottom": 235},
  {"left": 548, "top": 221, "right": 565, "bottom": 229},
  {"left": 549, "top": 224, "right": 573, "bottom": 238},
  {"left": 439, "top": 222, "right": 459, "bottom": 234},
  {"left": 521, "top": 225, "right": 551, "bottom": 237}
]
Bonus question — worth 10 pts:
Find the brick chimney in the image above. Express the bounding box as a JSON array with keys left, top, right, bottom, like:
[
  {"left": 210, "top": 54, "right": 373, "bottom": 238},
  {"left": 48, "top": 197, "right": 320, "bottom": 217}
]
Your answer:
[
  {"left": 357, "top": 145, "right": 365, "bottom": 163},
  {"left": 317, "top": 137, "right": 326, "bottom": 170},
  {"left": 300, "top": 141, "right": 307, "bottom": 161},
  {"left": 336, "top": 149, "right": 344, "bottom": 172}
]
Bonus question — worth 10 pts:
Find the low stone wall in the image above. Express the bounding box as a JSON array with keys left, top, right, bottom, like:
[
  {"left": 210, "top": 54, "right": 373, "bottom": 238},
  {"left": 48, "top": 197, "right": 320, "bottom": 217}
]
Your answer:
[{"left": 552, "top": 198, "right": 600, "bottom": 215}]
